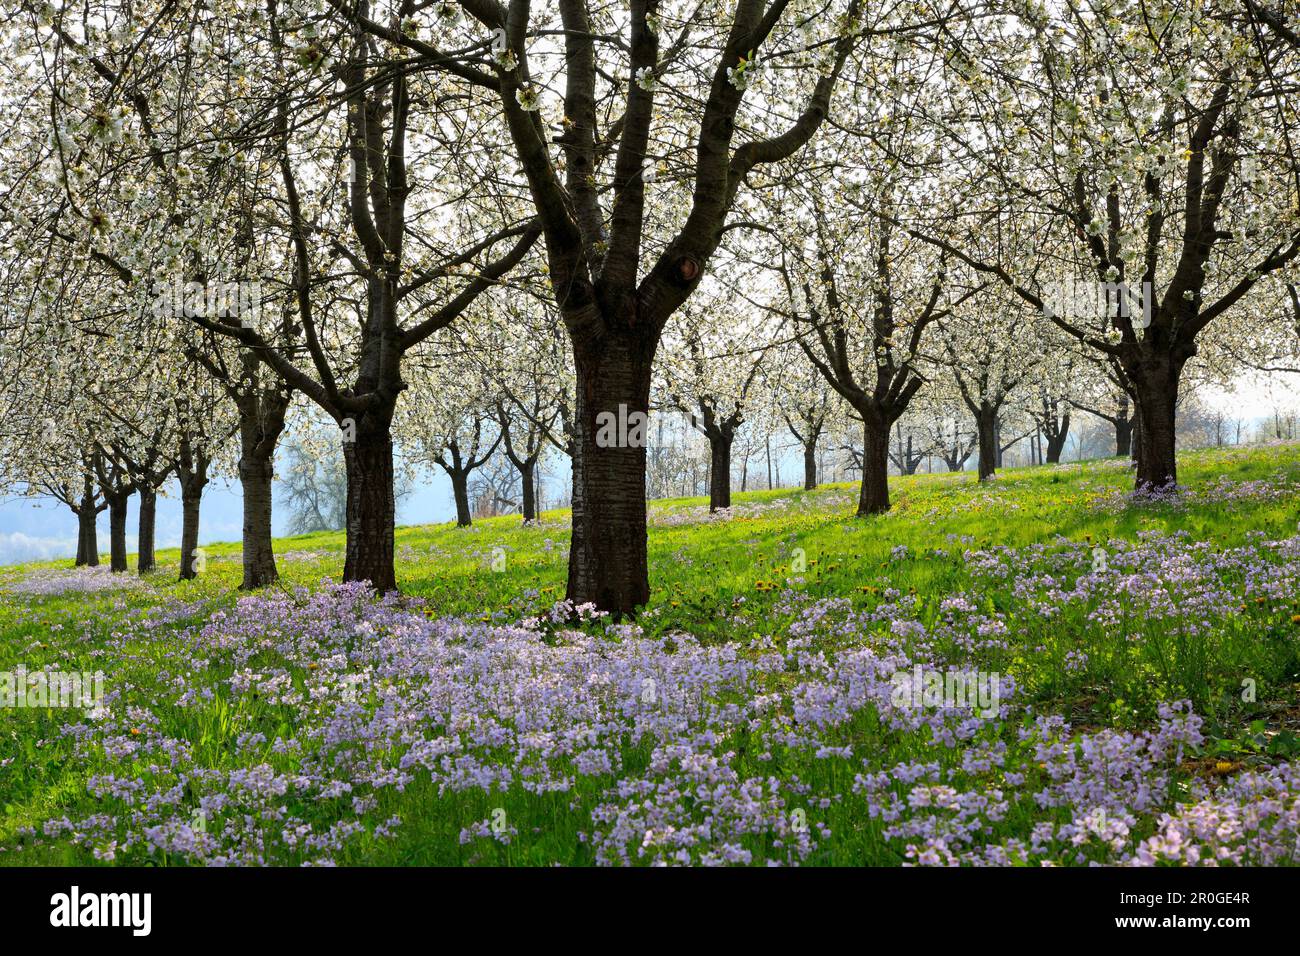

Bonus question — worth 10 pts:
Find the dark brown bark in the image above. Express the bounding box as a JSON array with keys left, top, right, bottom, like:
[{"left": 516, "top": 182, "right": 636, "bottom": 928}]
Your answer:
[
  {"left": 1112, "top": 393, "right": 1133, "bottom": 458},
  {"left": 1130, "top": 364, "right": 1181, "bottom": 488},
  {"left": 235, "top": 366, "right": 288, "bottom": 590},
  {"left": 435, "top": 423, "right": 503, "bottom": 530},
  {"left": 178, "top": 346, "right": 284, "bottom": 589},
  {"left": 1068, "top": 395, "right": 1134, "bottom": 459},
  {"left": 892, "top": 427, "right": 924, "bottom": 475},
  {"left": 137, "top": 486, "right": 157, "bottom": 573},
  {"left": 239, "top": 453, "right": 278, "bottom": 589},
  {"left": 498, "top": 399, "right": 551, "bottom": 523},
  {"left": 1115, "top": 415, "right": 1133, "bottom": 457},
  {"left": 976, "top": 406, "right": 998, "bottom": 482},
  {"left": 451, "top": 471, "right": 472, "bottom": 527},
  {"left": 939, "top": 424, "right": 976, "bottom": 473},
  {"left": 1045, "top": 422, "right": 1070, "bottom": 464},
  {"left": 75, "top": 510, "right": 93, "bottom": 566},
  {"left": 785, "top": 410, "right": 824, "bottom": 491},
  {"left": 681, "top": 399, "right": 743, "bottom": 513},
  {"left": 175, "top": 437, "right": 210, "bottom": 580},
  {"left": 177, "top": 443, "right": 210, "bottom": 581},
  {"left": 708, "top": 435, "right": 733, "bottom": 511},
  {"left": 950, "top": 362, "right": 1014, "bottom": 480},
  {"left": 522, "top": 4, "right": 857, "bottom": 616},
  {"left": 519, "top": 460, "right": 537, "bottom": 522},
  {"left": 797, "top": 206, "right": 936, "bottom": 515},
  {"left": 110, "top": 441, "right": 169, "bottom": 576},
  {"left": 674, "top": 377, "right": 750, "bottom": 513},
  {"left": 107, "top": 494, "right": 129, "bottom": 573},
  {"left": 566, "top": 330, "right": 654, "bottom": 618},
  {"left": 1036, "top": 394, "right": 1071, "bottom": 465},
  {"left": 179, "top": 487, "right": 202, "bottom": 580},
  {"left": 858, "top": 411, "right": 891, "bottom": 515},
  {"left": 93, "top": 450, "right": 134, "bottom": 573},
  {"left": 73, "top": 491, "right": 102, "bottom": 567},
  {"left": 342, "top": 421, "right": 397, "bottom": 592},
  {"left": 1130, "top": 401, "right": 1143, "bottom": 463},
  {"left": 421, "top": 0, "right": 863, "bottom": 618}
]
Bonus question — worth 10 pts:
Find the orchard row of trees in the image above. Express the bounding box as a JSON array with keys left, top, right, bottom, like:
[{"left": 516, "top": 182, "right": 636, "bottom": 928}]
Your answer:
[
  {"left": 291, "top": 375, "right": 1291, "bottom": 533},
  {"left": 1, "top": 0, "right": 1299, "bottom": 615}
]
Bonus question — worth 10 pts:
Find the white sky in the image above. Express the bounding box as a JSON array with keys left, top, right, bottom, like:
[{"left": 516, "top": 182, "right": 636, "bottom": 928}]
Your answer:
[{"left": 1201, "top": 368, "right": 1300, "bottom": 419}]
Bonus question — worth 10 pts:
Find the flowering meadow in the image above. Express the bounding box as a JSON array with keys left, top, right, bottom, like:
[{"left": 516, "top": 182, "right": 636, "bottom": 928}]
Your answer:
[{"left": 4, "top": 444, "right": 1300, "bottom": 866}]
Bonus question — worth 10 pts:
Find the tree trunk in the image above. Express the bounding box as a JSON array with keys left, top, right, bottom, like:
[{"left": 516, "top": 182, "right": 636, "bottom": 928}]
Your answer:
[
  {"left": 235, "top": 378, "right": 287, "bottom": 590},
  {"left": 74, "top": 514, "right": 89, "bottom": 566},
  {"left": 976, "top": 407, "right": 998, "bottom": 481},
  {"left": 342, "top": 422, "right": 397, "bottom": 592},
  {"left": 566, "top": 330, "right": 654, "bottom": 618},
  {"left": 108, "top": 495, "right": 129, "bottom": 573},
  {"left": 708, "top": 435, "right": 732, "bottom": 511},
  {"left": 76, "top": 500, "right": 99, "bottom": 567},
  {"left": 1114, "top": 416, "right": 1133, "bottom": 458},
  {"left": 137, "top": 486, "right": 157, "bottom": 573},
  {"left": 1132, "top": 377, "right": 1179, "bottom": 489},
  {"left": 857, "top": 410, "right": 891, "bottom": 515},
  {"left": 519, "top": 460, "right": 536, "bottom": 522},
  {"left": 179, "top": 484, "right": 202, "bottom": 580},
  {"left": 451, "top": 471, "right": 472, "bottom": 527},
  {"left": 1045, "top": 420, "right": 1070, "bottom": 464},
  {"left": 239, "top": 453, "right": 278, "bottom": 589},
  {"left": 803, "top": 441, "right": 818, "bottom": 490},
  {"left": 1130, "top": 402, "right": 1143, "bottom": 464}
]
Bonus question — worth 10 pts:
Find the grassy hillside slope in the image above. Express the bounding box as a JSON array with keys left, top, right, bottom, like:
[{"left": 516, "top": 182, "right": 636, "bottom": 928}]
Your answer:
[{"left": 3, "top": 444, "right": 1300, "bottom": 865}]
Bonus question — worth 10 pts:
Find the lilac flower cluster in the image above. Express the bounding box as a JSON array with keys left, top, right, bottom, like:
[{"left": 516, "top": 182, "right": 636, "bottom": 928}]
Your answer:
[
  {"left": 1128, "top": 763, "right": 1300, "bottom": 865},
  {"left": 3, "top": 566, "right": 152, "bottom": 598},
  {"left": 7, "top": 523, "right": 1300, "bottom": 866},
  {"left": 965, "top": 529, "right": 1300, "bottom": 641},
  {"left": 1089, "top": 471, "right": 1300, "bottom": 513}
]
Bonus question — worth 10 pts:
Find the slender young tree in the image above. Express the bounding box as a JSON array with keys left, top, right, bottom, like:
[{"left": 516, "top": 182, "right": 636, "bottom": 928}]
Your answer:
[
  {"left": 435, "top": 420, "right": 504, "bottom": 528},
  {"left": 497, "top": 400, "right": 552, "bottom": 522},
  {"left": 778, "top": 194, "right": 972, "bottom": 511},
  {"left": 767, "top": 344, "right": 838, "bottom": 491},
  {"left": 661, "top": 305, "right": 769, "bottom": 512}
]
